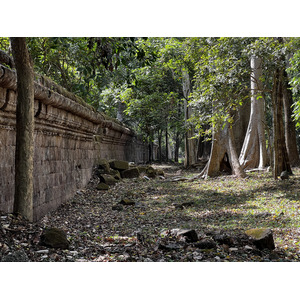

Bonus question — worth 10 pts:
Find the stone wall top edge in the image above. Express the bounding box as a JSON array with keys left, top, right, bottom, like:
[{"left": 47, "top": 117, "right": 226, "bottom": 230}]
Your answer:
[{"left": 0, "top": 63, "right": 133, "bottom": 135}]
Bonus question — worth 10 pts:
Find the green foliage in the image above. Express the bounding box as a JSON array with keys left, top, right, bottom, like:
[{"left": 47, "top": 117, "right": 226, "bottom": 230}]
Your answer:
[
  {"left": 0, "top": 37, "right": 10, "bottom": 52},
  {"left": 187, "top": 37, "right": 253, "bottom": 131}
]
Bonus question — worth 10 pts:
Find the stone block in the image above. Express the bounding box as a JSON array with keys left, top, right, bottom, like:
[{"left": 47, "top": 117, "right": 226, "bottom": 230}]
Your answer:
[
  {"left": 121, "top": 167, "right": 140, "bottom": 179},
  {"left": 99, "top": 174, "right": 117, "bottom": 185},
  {"left": 245, "top": 228, "right": 275, "bottom": 250},
  {"left": 109, "top": 160, "right": 129, "bottom": 171},
  {"left": 40, "top": 228, "right": 70, "bottom": 249}
]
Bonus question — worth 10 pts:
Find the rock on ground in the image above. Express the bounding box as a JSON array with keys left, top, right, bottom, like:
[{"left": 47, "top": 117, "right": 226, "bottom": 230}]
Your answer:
[
  {"left": 109, "top": 160, "right": 129, "bottom": 171},
  {"left": 121, "top": 168, "right": 140, "bottom": 179},
  {"left": 245, "top": 228, "right": 275, "bottom": 250},
  {"left": 40, "top": 228, "right": 70, "bottom": 249}
]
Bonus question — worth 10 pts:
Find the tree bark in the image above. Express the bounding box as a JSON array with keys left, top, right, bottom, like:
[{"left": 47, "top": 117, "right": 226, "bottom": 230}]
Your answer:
[
  {"left": 10, "top": 37, "right": 35, "bottom": 222},
  {"left": 200, "top": 122, "right": 246, "bottom": 179},
  {"left": 239, "top": 56, "right": 267, "bottom": 170},
  {"left": 165, "top": 125, "right": 169, "bottom": 162},
  {"left": 282, "top": 70, "right": 300, "bottom": 166},
  {"left": 158, "top": 130, "right": 162, "bottom": 163},
  {"left": 174, "top": 130, "right": 180, "bottom": 163},
  {"left": 272, "top": 68, "right": 292, "bottom": 178},
  {"left": 183, "top": 70, "right": 197, "bottom": 167}
]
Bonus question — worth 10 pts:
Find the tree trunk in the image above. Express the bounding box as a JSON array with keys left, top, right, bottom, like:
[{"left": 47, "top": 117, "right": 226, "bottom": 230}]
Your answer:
[
  {"left": 174, "top": 131, "right": 180, "bottom": 163},
  {"left": 148, "top": 142, "right": 153, "bottom": 163},
  {"left": 158, "top": 130, "right": 162, "bottom": 163},
  {"left": 282, "top": 70, "right": 300, "bottom": 166},
  {"left": 272, "top": 68, "right": 292, "bottom": 178},
  {"left": 232, "top": 97, "right": 250, "bottom": 156},
  {"left": 165, "top": 125, "right": 169, "bottom": 162},
  {"left": 200, "top": 122, "right": 246, "bottom": 179},
  {"left": 197, "top": 126, "right": 211, "bottom": 160},
  {"left": 239, "top": 56, "right": 267, "bottom": 170},
  {"left": 10, "top": 38, "right": 35, "bottom": 222},
  {"left": 183, "top": 70, "right": 197, "bottom": 167}
]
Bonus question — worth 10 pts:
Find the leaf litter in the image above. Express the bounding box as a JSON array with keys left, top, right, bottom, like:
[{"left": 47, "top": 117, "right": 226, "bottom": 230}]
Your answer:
[{"left": 1, "top": 164, "right": 300, "bottom": 262}]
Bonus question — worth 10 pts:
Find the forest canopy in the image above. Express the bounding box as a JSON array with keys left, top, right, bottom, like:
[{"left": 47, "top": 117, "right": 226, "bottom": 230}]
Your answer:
[{"left": 1, "top": 37, "right": 300, "bottom": 177}]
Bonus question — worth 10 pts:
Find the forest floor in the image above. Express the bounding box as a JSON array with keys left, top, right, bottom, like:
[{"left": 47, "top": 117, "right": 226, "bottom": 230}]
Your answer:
[{"left": 1, "top": 163, "right": 300, "bottom": 262}]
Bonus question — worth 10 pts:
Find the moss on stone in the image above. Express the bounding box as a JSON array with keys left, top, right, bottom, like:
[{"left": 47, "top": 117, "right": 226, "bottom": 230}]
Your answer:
[{"left": 245, "top": 228, "right": 269, "bottom": 239}]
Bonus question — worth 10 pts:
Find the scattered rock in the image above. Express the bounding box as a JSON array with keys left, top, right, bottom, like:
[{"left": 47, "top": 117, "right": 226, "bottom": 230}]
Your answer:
[
  {"left": 97, "top": 159, "right": 111, "bottom": 173},
  {"left": 1, "top": 249, "right": 29, "bottom": 262},
  {"left": 109, "top": 160, "right": 129, "bottom": 171},
  {"left": 120, "top": 199, "right": 135, "bottom": 206},
  {"left": 194, "top": 238, "right": 217, "bottom": 249},
  {"left": 121, "top": 168, "right": 140, "bottom": 179},
  {"left": 280, "top": 171, "right": 289, "bottom": 180},
  {"left": 40, "top": 228, "right": 70, "bottom": 249},
  {"left": 245, "top": 228, "right": 275, "bottom": 250},
  {"left": 112, "top": 204, "right": 124, "bottom": 211},
  {"left": 99, "top": 174, "right": 117, "bottom": 185},
  {"left": 96, "top": 182, "right": 109, "bottom": 190},
  {"left": 172, "top": 229, "right": 199, "bottom": 243},
  {"left": 143, "top": 176, "right": 150, "bottom": 181},
  {"left": 137, "top": 166, "right": 148, "bottom": 173},
  {"left": 109, "top": 169, "right": 121, "bottom": 180},
  {"left": 146, "top": 166, "right": 157, "bottom": 178},
  {"left": 156, "top": 169, "right": 165, "bottom": 176}
]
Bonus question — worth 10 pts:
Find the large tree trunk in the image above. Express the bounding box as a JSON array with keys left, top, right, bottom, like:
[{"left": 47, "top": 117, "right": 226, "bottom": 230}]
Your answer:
[
  {"left": 10, "top": 38, "right": 35, "bottom": 222},
  {"left": 282, "top": 70, "right": 300, "bottom": 166},
  {"left": 183, "top": 70, "right": 197, "bottom": 167},
  {"left": 239, "top": 56, "right": 267, "bottom": 170},
  {"left": 197, "top": 131, "right": 211, "bottom": 161},
  {"left": 232, "top": 98, "right": 250, "bottom": 156},
  {"left": 272, "top": 68, "right": 292, "bottom": 178},
  {"left": 200, "top": 122, "right": 246, "bottom": 179}
]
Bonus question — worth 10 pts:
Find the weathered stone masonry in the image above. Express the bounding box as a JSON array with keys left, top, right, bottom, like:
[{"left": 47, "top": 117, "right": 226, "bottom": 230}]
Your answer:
[{"left": 0, "top": 63, "right": 147, "bottom": 221}]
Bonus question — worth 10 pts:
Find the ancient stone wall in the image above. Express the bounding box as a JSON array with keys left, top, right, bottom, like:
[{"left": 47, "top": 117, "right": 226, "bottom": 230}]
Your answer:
[{"left": 0, "top": 63, "right": 148, "bottom": 220}]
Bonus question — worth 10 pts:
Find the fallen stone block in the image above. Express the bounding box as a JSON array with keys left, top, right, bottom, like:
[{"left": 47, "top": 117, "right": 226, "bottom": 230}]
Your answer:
[
  {"left": 280, "top": 171, "right": 289, "bottom": 180},
  {"left": 121, "top": 167, "right": 140, "bottom": 179},
  {"left": 109, "top": 169, "right": 121, "bottom": 180},
  {"left": 245, "top": 228, "right": 275, "bottom": 250},
  {"left": 146, "top": 166, "right": 157, "bottom": 178},
  {"left": 109, "top": 160, "right": 129, "bottom": 171},
  {"left": 157, "top": 169, "right": 165, "bottom": 176},
  {"left": 137, "top": 166, "right": 148, "bottom": 173},
  {"left": 171, "top": 228, "right": 199, "bottom": 243},
  {"left": 97, "top": 159, "right": 110, "bottom": 173},
  {"left": 40, "top": 228, "right": 70, "bottom": 249},
  {"left": 99, "top": 174, "right": 117, "bottom": 185},
  {"left": 120, "top": 199, "right": 135, "bottom": 205}
]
